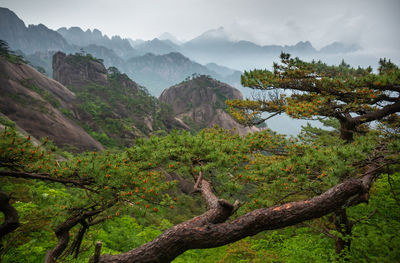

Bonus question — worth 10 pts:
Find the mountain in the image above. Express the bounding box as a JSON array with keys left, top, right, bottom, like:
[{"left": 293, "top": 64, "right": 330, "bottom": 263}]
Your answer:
[
  {"left": 0, "top": 8, "right": 243, "bottom": 96},
  {"left": 0, "top": 50, "right": 103, "bottom": 152},
  {"left": 159, "top": 75, "right": 259, "bottom": 134},
  {"left": 57, "top": 27, "right": 138, "bottom": 58},
  {"left": 188, "top": 26, "right": 234, "bottom": 44},
  {"left": 52, "top": 52, "right": 186, "bottom": 147},
  {"left": 0, "top": 48, "right": 251, "bottom": 151},
  {"left": 134, "top": 38, "right": 180, "bottom": 55},
  {"left": 204, "top": 62, "right": 242, "bottom": 92},
  {"left": 181, "top": 33, "right": 318, "bottom": 70},
  {"left": 158, "top": 32, "right": 182, "bottom": 45},
  {"left": 128, "top": 38, "right": 145, "bottom": 47},
  {"left": 205, "top": 62, "right": 242, "bottom": 79},
  {"left": 0, "top": 6, "right": 364, "bottom": 126},
  {"left": 123, "top": 52, "right": 241, "bottom": 96},
  {"left": 181, "top": 27, "right": 361, "bottom": 70},
  {"left": 23, "top": 50, "right": 55, "bottom": 77},
  {"left": 320, "top": 41, "right": 362, "bottom": 54},
  {"left": 0, "top": 8, "right": 71, "bottom": 55}
]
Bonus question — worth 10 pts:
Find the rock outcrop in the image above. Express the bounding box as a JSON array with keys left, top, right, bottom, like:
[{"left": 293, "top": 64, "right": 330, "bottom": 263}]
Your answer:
[
  {"left": 0, "top": 56, "right": 103, "bottom": 152},
  {"left": 53, "top": 51, "right": 108, "bottom": 87},
  {"left": 159, "top": 75, "right": 259, "bottom": 134},
  {"left": 52, "top": 52, "right": 186, "bottom": 147}
]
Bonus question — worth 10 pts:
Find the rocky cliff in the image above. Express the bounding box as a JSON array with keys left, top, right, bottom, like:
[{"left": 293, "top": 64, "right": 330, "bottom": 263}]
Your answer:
[
  {"left": 53, "top": 51, "right": 108, "bottom": 87},
  {"left": 0, "top": 55, "right": 103, "bottom": 152},
  {"left": 0, "top": 8, "right": 70, "bottom": 55},
  {"left": 159, "top": 75, "right": 259, "bottom": 134},
  {"left": 52, "top": 52, "right": 186, "bottom": 148}
]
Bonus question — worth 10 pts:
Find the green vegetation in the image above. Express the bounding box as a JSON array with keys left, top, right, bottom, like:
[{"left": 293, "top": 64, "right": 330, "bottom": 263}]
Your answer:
[
  {"left": 0, "top": 39, "right": 26, "bottom": 64},
  {"left": 0, "top": 55, "right": 399, "bottom": 263},
  {"left": 65, "top": 49, "right": 104, "bottom": 65},
  {"left": 0, "top": 115, "right": 15, "bottom": 128},
  {"left": 66, "top": 67, "right": 175, "bottom": 148},
  {"left": 20, "top": 80, "right": 61, "bottom": 109}
]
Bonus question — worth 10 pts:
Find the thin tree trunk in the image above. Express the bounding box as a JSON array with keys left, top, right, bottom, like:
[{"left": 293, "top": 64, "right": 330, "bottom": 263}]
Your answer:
[
  {"left": 334, "top": 208, "right": 352, "bottom": 259},
  {"left": 44, "top": 206, "right": 109, "bottom": 263},
  {"left": 339, "top": 120, "right": 355, "bottom": 142}
]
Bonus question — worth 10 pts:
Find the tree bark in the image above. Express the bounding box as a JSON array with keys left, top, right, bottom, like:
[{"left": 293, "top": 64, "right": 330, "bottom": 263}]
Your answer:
[
  {"left": 98, "top": 170, "right": 377, "bottom": 263},
  {"left": 339, "top": 119, "right": 356, "bottom": 142},
  {"left": 0, "top": 191, "right": 19, "bottom": 239},
  {"left": 334, "top": 208, "right": 352, "bottom": 258},
  {"left": 44, "top": 207, "right": 108, "bottom": 263},
  {"left": 71, "top": 221, "right": 88, "bottom": 258}
]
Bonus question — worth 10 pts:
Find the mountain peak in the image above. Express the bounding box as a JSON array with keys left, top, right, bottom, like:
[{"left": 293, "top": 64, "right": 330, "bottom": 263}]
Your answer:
[
  {"left": 158, "top": 32, "right": 182, "bottom": 45},
  {"left": 189, "top": 26, "right": 233, "bottom": 43},
  {"left": 320, "top": 41, "right": 361, "bottom": 54}
]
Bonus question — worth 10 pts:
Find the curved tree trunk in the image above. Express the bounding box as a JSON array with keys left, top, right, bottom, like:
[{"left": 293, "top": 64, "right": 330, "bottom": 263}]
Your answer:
[
  {"left": 44, "top": 206, "right": 110, "bottom": 263},
  {"left": 98, "top": 166, "right": 380, "bottom": 263}
]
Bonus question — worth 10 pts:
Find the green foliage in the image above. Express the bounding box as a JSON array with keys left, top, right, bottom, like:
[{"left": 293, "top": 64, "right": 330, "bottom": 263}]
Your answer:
[
  {"left": 35, "top": 66, "right": 47, "bottom": 75},
  {"left": 0, "top": 39, "right": 26, "bottom": 64},
  {"left": 20, "top": 80, "right": 61, "bottom": 109},
  {"left": 66, "top": 50, "right": 104, "bottom": 65},
  {"left": 65, "top": 67, "right": 176, "bottom": 148},
  {"left": 346, "top": 172, "right": 400, "bottom": 262},
  {"left": 1, "top": 57, "right": 399, "bottom": 263},
  {"left": 0, "top": 115, "right": 15, "bottom": 128},
  {"left": 227, "top": 53, "right": 400, "bottom": 131},
  {"left": 95, "top": 216, "right": 161, "bottom": 253}
]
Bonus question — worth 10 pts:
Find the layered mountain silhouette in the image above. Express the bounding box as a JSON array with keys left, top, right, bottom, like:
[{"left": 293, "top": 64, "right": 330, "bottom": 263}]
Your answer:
[
  {"left": 0, "top": 7, "right": 361, "bottom": 97},
  {"left": 1, "top": 43, "right": 257, "bottom": 150}
]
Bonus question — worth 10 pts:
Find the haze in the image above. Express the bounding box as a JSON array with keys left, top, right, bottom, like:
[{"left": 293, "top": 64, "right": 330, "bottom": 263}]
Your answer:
[{"left": 2, "top": 0, "right": 399, "bottom": 55}]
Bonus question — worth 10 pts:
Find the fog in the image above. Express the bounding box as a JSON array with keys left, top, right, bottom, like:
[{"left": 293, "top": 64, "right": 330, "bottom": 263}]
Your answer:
[{"left": 2, "top": 0, "right": 399, "bottom": 56}]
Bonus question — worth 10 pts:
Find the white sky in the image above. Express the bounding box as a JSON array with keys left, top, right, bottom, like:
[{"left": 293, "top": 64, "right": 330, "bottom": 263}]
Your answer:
[{"left": 1, "top": 0, "right": 399, "bottom": 52}]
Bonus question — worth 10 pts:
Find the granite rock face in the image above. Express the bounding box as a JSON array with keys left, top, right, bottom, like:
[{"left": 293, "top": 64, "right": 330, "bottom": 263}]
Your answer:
[
  {"left": 51, "top": 52, "right": 186, "bottom": 147},
  {"left": 159, "top": 75, "right": 259, "bottom": 134},
  {"left": 0, "top": 56, "right": 103, "bottom": 152},
  {"left": 52, "top": 51, "right": 108, "bottom": 87}
]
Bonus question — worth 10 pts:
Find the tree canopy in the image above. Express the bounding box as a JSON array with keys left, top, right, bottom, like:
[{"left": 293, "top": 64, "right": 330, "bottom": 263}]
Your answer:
[
  {"left": 227, "top": 53, "right": 400, "bottom": 141},
  {"left": 0, "top": 54, "right": 400, "bottom": 263}
]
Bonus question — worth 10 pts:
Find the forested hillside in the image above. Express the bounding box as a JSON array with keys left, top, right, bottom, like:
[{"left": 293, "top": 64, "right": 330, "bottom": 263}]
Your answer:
[{"left": 1, "top": 47, "right": 399, "bottom": 263}]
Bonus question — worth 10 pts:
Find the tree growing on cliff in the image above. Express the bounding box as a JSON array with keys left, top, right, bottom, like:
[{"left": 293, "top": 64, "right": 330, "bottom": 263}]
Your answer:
[
  {"left": 1, "top": 55, "right": 399, "bottom": 263},
  {"left": 1, "top": 124, "right": 399, "bottom": 262},
  {"left": 227, "top": 53, "right": 400, "bottom": 141}
]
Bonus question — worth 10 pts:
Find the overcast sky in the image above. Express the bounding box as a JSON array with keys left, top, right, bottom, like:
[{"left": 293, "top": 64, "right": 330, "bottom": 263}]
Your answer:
[{"left": 1, "top": 0, "right": 399, "bottom": 53}]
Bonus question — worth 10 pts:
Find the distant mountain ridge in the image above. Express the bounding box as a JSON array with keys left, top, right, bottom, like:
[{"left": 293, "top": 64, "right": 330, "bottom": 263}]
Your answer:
[
  {"left": 123, "top": 52, "right": 241, "bottom": 96},
  {"left": 178, "top": 27, "right": 361, "bottom": 70},
  {"left": 57, "top": 27, "right": 138, "bottom": 58},
  {"left": 0, "top": 47, "right": 255, "bottom": 150},
  {"left": 0, "top": 8, "right": 71, "bottom": 54},
  {"left": 0, "top": 7, "right": 362, "bottom": 97}
]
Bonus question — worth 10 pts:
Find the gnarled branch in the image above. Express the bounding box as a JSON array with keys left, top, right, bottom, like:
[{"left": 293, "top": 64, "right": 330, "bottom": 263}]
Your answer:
[{"left": 98, "top": 154, "right": 385, "bottom": 263}]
